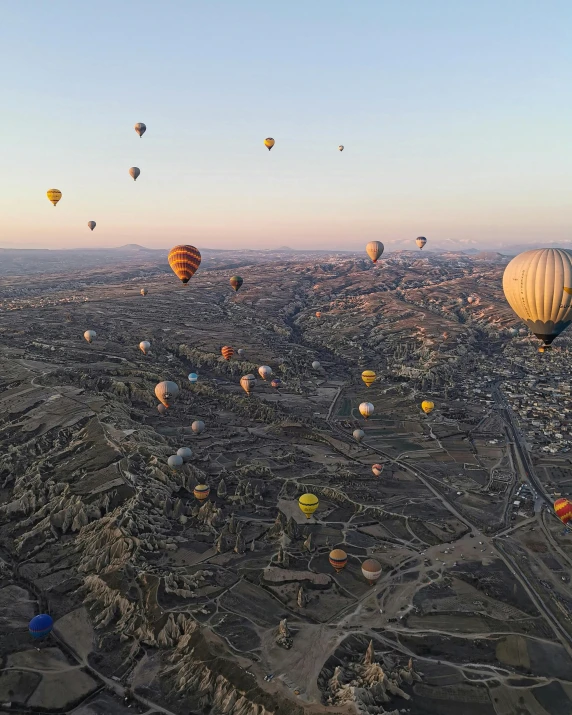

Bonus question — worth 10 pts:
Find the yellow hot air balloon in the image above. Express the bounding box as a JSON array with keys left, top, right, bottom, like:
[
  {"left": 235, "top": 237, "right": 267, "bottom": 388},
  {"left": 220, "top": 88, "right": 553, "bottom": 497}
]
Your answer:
[
  {"left": 298, "top": 493, "right": 319, "bottom": 519},
  {"left": 264, "top": 137, "right": 275, "bottom": 151},
  {"left": 416, "top": 236, "right": 427, "bottom": 250},
  {"left": 361, "top": 370, "right": 376, "bottom": 387},
  {"left": 366, "top": 241, "right": 384, "bottom": 263},
  {"left": 503, "top": 248, "right": 572, "bottom": 351},
  {"left": 168, "top": 245, "right": 202, "bottom": 284},
  {"left": 421, "top": 400, "right": 434, "bottom": 414},
  {"left": 359, "top": 402, "right": 374, "bottom": 419},
  {"left": 47, "top": 189, "right": 62, "bottom": 207}
]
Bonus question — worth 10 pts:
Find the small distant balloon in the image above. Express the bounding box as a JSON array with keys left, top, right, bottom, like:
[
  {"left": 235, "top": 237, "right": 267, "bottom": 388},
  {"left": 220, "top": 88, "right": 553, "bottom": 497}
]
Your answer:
[
  {"left": 338, "top": 145, "right": 344, "bottom": 152},
  {"left": 46, "top": 189, "right": 62, "bottom": 207},
  {"left": 188, "top": 373, "right": 198, "bottom": 384},
  {"left": 155, "top": 381, "right": 179, "bottom": 408},
  {"left": 421, "top": 400, "right": 434, "bottom": 415},
  {"left": 416, "top": 236, "right": 427, "bottom": 250},
  {"left": 240, "top": 374, "right": 256, "bottom": 395},
  {"left": 129, "top": 167, "right": 140, "bottom": 181},
  {"left": 372, "top": 464, "right": 383, "bottom": 477},
  {"left": 194, "top": 484, "right": 210, "bottom": 502},
  {"left": 157, "top": 404, "right": 167, "bottom": 415},
  {"left": 140, "top": 288, "right": 148, "bottom": 296},
  {"left": 315, "top": 311, "right": 322, "bottom": 318},
  {"left": 258, "top": 365, "right": 272, "bottom": 380},
  {"left": 29, "top": 614, "right": 53, "bottom": 639},
  {"left": 271, "top": 378, "right": 282, "bottom": 389},
  {"left": 84, "top": 330, "right": 96, "bottom": 344},
  {"left": 134, "top": 122, "right": 146, "bottom": 138},
  {"left": 237, "top": 348, "right": 245, "bottom": 357},
  {"left": 361, "top": 558, "right": 382, "bottom": 585},
  {"left": 366, "top": 241, "right": 384, "bottom": 263},
  {"left": 312, "top": 360, "right": 321, "bottom": 370},
  {"left": 168, "top": 455, "right": 183, "bottom": 470},
  {"left": 329, "top": 549, "right": 348, "bottom": 572},
  {"left": 264, "top": 137, "right": 275, "bottom": 151},
  {"left": 177, "top": 447, "right": 193, "bottom": 462},
  {"left": 298, "top": 493, "right": 319, "bottom": 519},
  {"left": 230, "top": 275, "right": 243, "bottom": 292},
  {"left": 87, "top": 221, "right": 96, "bottom": 231},
  {"left": 139, "top": 340, "right": 151, "bottom": 355},
  {"left": 191, "top": 420, "right": 205, "bottom": 434},
  {"left": 168, "top": 245, "right": 202, "bottom": 284},
  {"left": 221, "top": 346, "right": 234, "bottom": 361},
  {"left": 361, "top": 370, "right": 376, "bottom": 387},
  {"left": 359, "top": 402, "right": 374, "bottom": 419},
  {"left": 353, "top": 429, "right": 365, "bottom": 443}
]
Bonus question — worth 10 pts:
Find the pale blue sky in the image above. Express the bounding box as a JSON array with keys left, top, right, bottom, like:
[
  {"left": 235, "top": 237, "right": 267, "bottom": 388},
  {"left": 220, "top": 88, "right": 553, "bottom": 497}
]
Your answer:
[{"left": 0, "top": 1, "right": 570, "bottom": 250}]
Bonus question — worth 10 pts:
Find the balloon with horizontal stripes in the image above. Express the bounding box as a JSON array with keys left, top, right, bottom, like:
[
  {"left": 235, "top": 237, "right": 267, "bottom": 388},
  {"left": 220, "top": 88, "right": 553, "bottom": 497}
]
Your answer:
[
  {"left": 168, "top": 245, "right": 202, "bottom": 284},
  {"left": 361, "top": 370, "right": 376, "bottom": 387},
  {"left": 47, "top": 189, "right": 62, "bottom": 206},
  {"left": 221, "top": 345, "right": 234, "bottom": 361},
  {"left": 329, "top": 549, "right": 347, "bottom": 573}
]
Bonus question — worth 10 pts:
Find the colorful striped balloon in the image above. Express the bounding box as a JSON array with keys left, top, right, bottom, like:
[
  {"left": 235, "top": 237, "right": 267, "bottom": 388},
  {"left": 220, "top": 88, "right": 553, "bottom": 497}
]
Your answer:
[
  {"left": 555, "top": 498, "right": 572, "bottom": 526},
  {"left": 221, "top": 345, "right": 234, "bottom": 361},
  {"left": 193, "top": 484, "right": 210, "bottom": 502},
  {"left": 168, "top": 245, "right": 202, "bottom": 284},
  {"left": 361, "top": 370, "right": 376, "bottom": 387},
  {"left": 329, "top": 549, "right": 348, "bottom": 573}
]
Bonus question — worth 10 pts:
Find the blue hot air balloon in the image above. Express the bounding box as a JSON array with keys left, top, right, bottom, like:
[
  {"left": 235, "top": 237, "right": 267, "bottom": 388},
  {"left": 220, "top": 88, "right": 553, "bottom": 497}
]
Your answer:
[
  {"left": 188, "top": 373, "right": 198, "bottom": 384},
  {"left": 29, "top": 614, "right": 53, "bottom": 639}
]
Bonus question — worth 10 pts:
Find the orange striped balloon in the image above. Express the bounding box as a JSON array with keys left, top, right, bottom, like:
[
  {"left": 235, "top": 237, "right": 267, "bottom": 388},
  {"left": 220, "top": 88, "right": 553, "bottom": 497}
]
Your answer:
[
  {"left": 554, "top": 498, "right": 572, "bottom": 526},
  {"left": 193, "top": 484, "right": 210, "bottom": 502},
  {"left": 221, "top": 346, "right": 234, "bottom": 361},
  {"left": 168, "top": 245, "right": 202, "bottom": 284},
  {"left": 329, "top": 549, "right": 348, "bottom": 573}
]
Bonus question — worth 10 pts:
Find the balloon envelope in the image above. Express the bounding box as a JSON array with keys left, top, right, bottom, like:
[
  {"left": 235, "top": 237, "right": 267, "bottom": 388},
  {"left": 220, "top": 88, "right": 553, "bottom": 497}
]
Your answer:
[
  {"left": 258, "top": 365, "right": 272, "bottom": 380},
  {"left": 416, "top": 236, "right": 427, "bottom": 249},
  {"left": 84, "top": 330, "right": 96, "bottom": 343},
  {"left": 129, "top": 167, "right": 140, "bottom": 181},
  {"left": 46, "top": 189, "right": 62, "bottom": 206},
  {"left": 177, "top": 447, "right": 193, "bottom": 462},
  {"left": 139, "top": 340, "right": 150, "bottom": 354},
  {"left": 168, "top": 245, "right": 201, "bottom": 284},
  {"left": 140, "top": 288, "right": 148, "bottom": 296},
  {"left": 87, "top": 221, "right": 96, "bottom": 231},
  {"left": 312, "top": 361, "right": 321, "bottom": 370},
  {"left": 157, "top": 404, "right": 167, "bottom": 415},
  {"left": 155, "top": 381, "right": 179, "bottom": 407},
  {"left": 134, "top": 122, "right": 146, "bottom": 137},
  {"left": 503, "top": 248, "right": 572, "bottom": 350},
  {"left": 168, "top": 455, "right": 183, "bottom": 470},
  {"left": 298, "top": 493, "right": 319, "bottom": 519},
  {"left": 29, "top": 614, "right": 53, "bottom": 639},
  {"left": 329, "top": 549, "right": 348, "bottom": 572},
  {"left": 240, "top": 374, "right": 256, "bottom": 394},
  {"left": 194, "top": 484, "right": 210, "bottom": 501},
  {"left": 372, "top": 464, "right": 383, "bottom": 477},
  {"left": 555, "top": 498, "right": 572, "bottom": 526},
  {"left": 230, "top": 275, "right": 243, "bottom": 292},
  {"left": 264, "top": 137, "right": 275, "bottom": 150},
  {"left": 191, "top": 420, "right": 205, "bottom": 434},
  {"left": 359, "top": 402, "right": 374, "bottom": 419},
  {"left": 421, "top": 400, "right": 434, "bottom": 414},
  {"left": 361, "top": 370, "right": 376, "bottom": 387},
  {"left": 271, "top": 378, "right": 282, "bottom": 389},
  {"left": 353, "top": 429, "right": 365, "bottom": 442},
  {"left": 361, "top": 558, "right": 382, "bottom": 584},
  {"left": 188, "top": 373, "right": 198, "bottom": 384},
  {"left": 338, "top": 145, "right": 344, "bottom": 151},
  {"left": 221, "top": 346, "right": 234, "bottom": 361},
  {"left": 366, "top": 241, "right": 384, "bottom": 263}
]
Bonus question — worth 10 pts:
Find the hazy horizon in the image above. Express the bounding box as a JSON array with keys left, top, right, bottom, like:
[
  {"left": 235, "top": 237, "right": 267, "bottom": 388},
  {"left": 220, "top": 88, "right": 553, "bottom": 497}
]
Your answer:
[{"left": 1, "top": 1, "right": 571, "bottom": 251}]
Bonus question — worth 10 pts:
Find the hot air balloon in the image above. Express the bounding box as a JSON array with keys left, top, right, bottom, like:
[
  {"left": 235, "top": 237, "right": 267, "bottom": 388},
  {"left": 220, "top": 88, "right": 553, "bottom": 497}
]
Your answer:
[
  {"left": 29, "top": 614, "right": 53, "bottom": 639},
  {"left": 421, "top": 400, "right": 434, "bottom": 415},
  {"left": 191, "top": 420, "right": 205, "bottom": 434},
  {"left": 221, "top": 346, "right": 234, "bottom": 361},
  {"left": 271, "top": 378, "right": 282, "bottom": 389},
  {"left": 188, "top": 373, "right": 198, "bottom": 384},
  {"left": 157, "top": 404, "right": 167, "bottom": 415},
  {"left": 237, "top": 349, "right": 245, "bottom": 357},
  {"left": 134, "top": 122, "right": 146, "bottom": 138},
  {"left": 87, "top": 221, "right": 96, "bottom": 231},
  {"left": 240, "top": 374, "right": 256, "bottom": 395},
  {"left": 258, "top": 365, "right": 272, "bottom": 380},
  {"left": 129, "top": 167, "right": 140, "bottom": 181},
  {"left": 329, "top": 549, "right": 348, "bottom": 572},
  {"left": 361, "top": 558, "right": 382, "bottom": 585},
  {"left": 509, "top": 328, "right": 518, "bottom": 337},
  {"left": 168, "top": 245, "right": 202, "bottom": 284},
  {"left": 194, "top": 484, "right": 210, "bottom": 502},
  {"left": 264, "top": 137, "right": 275, "bottom": 151},
  {"left": 338, "top": 145, "right": 344, "bottom": 152},
  {"left": 366, "top": 241, "right": 384, "bottom": 264},
  {"left": 353, "top": 429, "right": 365, "bottom": 443},
  {"left": 312, "top": 360, "right": 321, "bottom": 370},
  {"left": 416, "top": 236, "right": 427, "bottom": 250},
  {"left": 372, "top": 464, "right": 383, "bottom": 477},
  {"left": 230, "top": 276, "right": 243, "bottom": 292},
  {"left": 140, "top": 288, "right": 148, "bottom": 296},
  {"left": 359, "top": 402, "right": 374, "bottom": 419},
  {"left": 83, "top": 330, "right": 96, "bottom": 344},
  {"left": 361, "top": 370, "right": 376, "bottom": 387},
  {"left": 554, "top": 498, "right": 572, "bottom": 527},
  {"left": 139, "top": 340, "right": 150, "bottom": 355},
  {"left": 467, "top": 296, "right": 475, "bottom": 304},
  {"left": 155, "top": 380, "right": 179, "bottom": 408},
  {"left": 46, "top": 189, "right": 62, "bottom": 207},
  {"left": 177, "top": 447, "right": 193, "bottom": 462},
  {"left": 298, "top": 493, "right": 319, "bottom": 519},
  {"left": 168, "top": 455, "right": 184, "bottom": 470},
  {"left": 503, "top": 248, "right": 572, "bottom": 351},
  {"left": 316, "top": 311, "right": 322, "bottom": 318}
]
